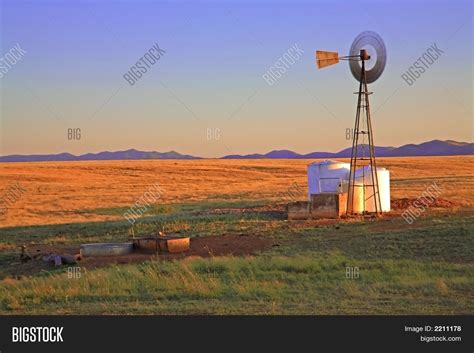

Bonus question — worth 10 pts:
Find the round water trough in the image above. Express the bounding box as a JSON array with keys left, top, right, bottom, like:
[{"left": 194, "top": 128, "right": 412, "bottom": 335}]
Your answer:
[
  {"left": 80, "top": 242, "right": 133, "bottom": 257},
  {"left": 133, "top": 235, "right": 190, "bottom": 253}
]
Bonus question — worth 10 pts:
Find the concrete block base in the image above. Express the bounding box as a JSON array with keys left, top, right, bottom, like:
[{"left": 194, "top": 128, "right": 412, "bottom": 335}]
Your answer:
[
  {"left": 310, "top": 193, "right": 347, "bottom": 218},
  {"left": 287, "top": 193, "right": 347, "bottom": 220},
  {"left": 287, "top": 201, "right": 311, "bottom": 220}
]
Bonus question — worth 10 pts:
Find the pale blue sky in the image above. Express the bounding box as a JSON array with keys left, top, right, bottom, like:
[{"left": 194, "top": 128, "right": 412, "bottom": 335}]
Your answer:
[{"left": 0, "top": 0, "right": 472, "bottom": 157}]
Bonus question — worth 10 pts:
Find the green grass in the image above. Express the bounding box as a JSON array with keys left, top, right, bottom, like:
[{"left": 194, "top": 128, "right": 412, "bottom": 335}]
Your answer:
[
  {"left": 282, "top": 216, "right": 474, "bottom": 261},
  {"left": 0, "top": 200, "right": 473, "bottom": 315},
  {"left": 77, "top": 205, "right": 175, "bottom": 217},
  {"left": 1, "top": 255, "right": 472, "bottom": 314},
  {"left": 0, "top": 200, "right": 279, "bottom": 248}
]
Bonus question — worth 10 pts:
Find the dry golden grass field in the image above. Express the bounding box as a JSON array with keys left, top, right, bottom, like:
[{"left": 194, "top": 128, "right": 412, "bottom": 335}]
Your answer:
[
  {"left": 0, "top": 156, "right": 473, "bottom": 315},
  {"left": 0, "top": 156, "right": 473, "bottom": 228}
]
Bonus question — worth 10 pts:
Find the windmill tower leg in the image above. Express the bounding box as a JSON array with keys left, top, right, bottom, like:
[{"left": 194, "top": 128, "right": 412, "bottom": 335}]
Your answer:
[
  {"left": 347, "top": 70, "right": 363, "bottom": 214},
  {"left": 347, "top": 53, "right": 382, "bottom": 216}
]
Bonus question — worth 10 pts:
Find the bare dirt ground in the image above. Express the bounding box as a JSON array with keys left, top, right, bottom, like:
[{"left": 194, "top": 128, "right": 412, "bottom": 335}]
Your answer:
[
  {"left": 391, "top": 197, "right": 458, "bottom": 210},
  {"left": 8, "top": 235, "right": 274, "bottom": 277},
  {"left": 0, "top": 156, "right": 472, "bottom": 228},
  {"left": 4, "top": 194, "right": 462, "bottom": 275}
]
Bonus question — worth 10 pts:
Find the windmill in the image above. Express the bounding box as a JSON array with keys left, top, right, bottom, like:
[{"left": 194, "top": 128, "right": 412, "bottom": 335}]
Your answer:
[{"left": 315, "top": 31, "right": 387, "bottom": 215}]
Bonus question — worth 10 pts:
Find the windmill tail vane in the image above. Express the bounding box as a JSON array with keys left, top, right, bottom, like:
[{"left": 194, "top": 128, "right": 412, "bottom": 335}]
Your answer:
[{"left": 315, "top": 50, "right": 369, "bottom": 69}]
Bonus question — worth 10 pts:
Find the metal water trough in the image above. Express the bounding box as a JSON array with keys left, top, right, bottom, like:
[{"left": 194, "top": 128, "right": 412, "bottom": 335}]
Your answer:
[{"left": 80, "top": 242, "right": 133, "bottom": 257}]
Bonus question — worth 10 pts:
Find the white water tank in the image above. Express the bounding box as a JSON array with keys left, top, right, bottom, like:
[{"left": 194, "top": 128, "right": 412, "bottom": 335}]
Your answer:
[
  {"left": 353, "top": 166, "right": 391, "bottom": 212},
  {"left": 307, "top": 160, "right": 350, "bottom": 196}
]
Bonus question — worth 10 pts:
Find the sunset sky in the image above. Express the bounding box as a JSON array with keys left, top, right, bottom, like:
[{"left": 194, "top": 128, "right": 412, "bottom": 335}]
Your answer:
[{"left": 0, "top": 0, "right": 472, "bottom": 158}]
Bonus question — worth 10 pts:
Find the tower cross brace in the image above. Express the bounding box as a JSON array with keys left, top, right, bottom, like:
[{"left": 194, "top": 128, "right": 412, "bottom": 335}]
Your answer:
[{"left": 346, "top": 50, "right": 382, "bottom": 216}]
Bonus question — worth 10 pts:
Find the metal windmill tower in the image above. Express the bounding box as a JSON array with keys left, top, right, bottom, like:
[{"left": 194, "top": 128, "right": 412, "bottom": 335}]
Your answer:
[{"left": 315, "top": 31, "right": 387, "bottom": 215}]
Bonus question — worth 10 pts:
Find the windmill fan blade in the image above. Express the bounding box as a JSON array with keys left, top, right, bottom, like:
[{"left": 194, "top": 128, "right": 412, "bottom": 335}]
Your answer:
[
  {"left": 349, "top": 31, "right": 387, "bottom": 83},
  {"left": 316, "top": 50, "right": 340, "bottom": 69}
]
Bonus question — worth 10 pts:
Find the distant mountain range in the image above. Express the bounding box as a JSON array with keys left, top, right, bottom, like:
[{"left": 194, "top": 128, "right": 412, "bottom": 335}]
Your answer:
[
  {"left": 223, "top": 140, "right": 473, "bottom": 159},
  {"left": 0, "top": 140, "right": 472, "bottom": 163},
  {"left": 0, "top": 149, "right": 199, "bottom": 163}
]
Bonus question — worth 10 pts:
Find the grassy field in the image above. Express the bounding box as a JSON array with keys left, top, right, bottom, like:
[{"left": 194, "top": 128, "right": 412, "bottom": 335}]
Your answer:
[
  {"left": 0, "top": 157, "right": 473, "bottom": 314},
  {"left": 0, "top": 156, "right": 472, "bottom": 227}
]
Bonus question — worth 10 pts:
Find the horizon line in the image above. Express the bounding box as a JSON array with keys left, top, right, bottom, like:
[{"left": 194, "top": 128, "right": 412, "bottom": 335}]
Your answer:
[{"left": 0, "top": 139, "right": 472, "bottom": 161}]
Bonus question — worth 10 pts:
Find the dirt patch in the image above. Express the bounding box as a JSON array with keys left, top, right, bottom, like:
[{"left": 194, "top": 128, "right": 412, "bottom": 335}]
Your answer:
[
  {"left": 79, "top": 234, "right": 272, "bottom": 269},
  {"left": 6, "top": 235, "right": 274, "bottom": 277},
  {"left": 223, "top": 198, "right": 460, "bottom": 222},
  {"left": 391, "top": 198, "right": 458, "bottom": 210}
]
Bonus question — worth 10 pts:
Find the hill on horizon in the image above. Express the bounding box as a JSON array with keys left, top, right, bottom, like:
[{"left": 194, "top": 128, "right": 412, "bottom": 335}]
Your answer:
[
  {"left": 0, "top": 140, "right": 472, "bottom": 163},
  {"left": 221, "top": 140, "right": 473, "bottom": 159}
]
